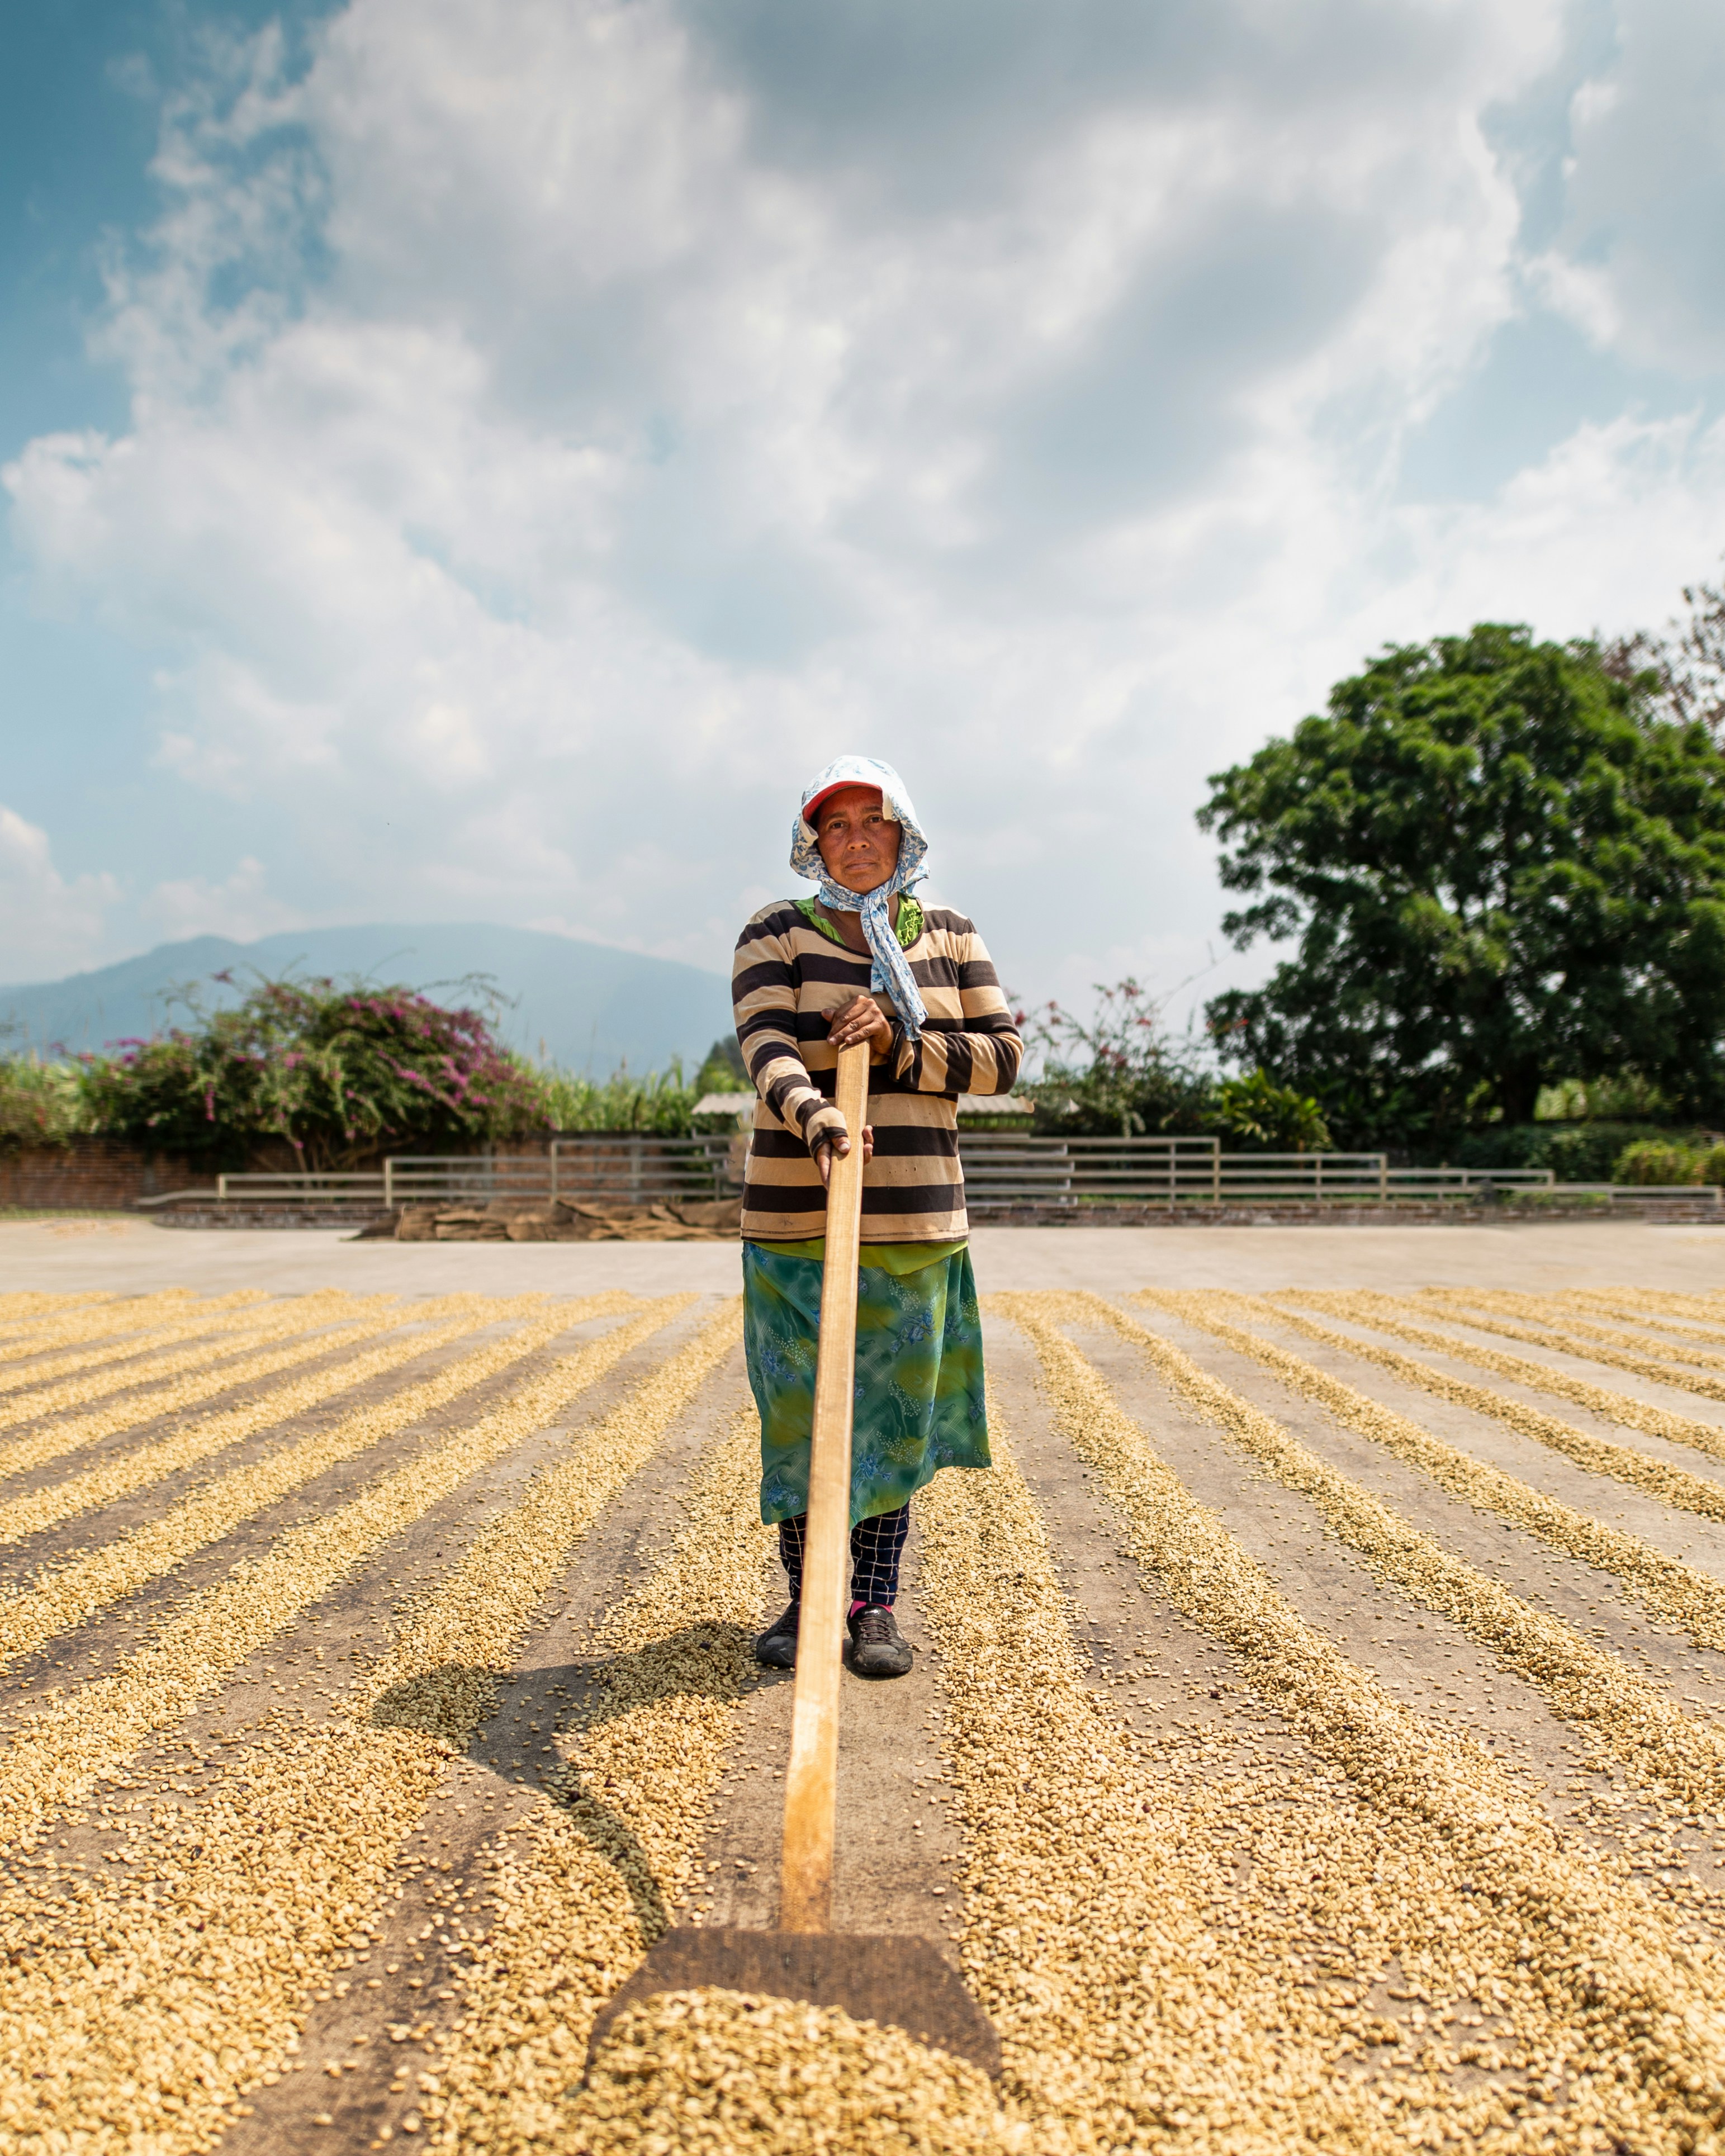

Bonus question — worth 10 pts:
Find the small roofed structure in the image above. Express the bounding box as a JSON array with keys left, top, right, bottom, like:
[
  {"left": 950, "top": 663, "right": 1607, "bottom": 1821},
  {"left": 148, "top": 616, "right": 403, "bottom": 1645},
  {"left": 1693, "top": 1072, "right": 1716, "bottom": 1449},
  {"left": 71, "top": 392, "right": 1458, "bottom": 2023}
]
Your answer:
[{"left": 693, "top": 1092, "right": 757, "bottom": 1129}]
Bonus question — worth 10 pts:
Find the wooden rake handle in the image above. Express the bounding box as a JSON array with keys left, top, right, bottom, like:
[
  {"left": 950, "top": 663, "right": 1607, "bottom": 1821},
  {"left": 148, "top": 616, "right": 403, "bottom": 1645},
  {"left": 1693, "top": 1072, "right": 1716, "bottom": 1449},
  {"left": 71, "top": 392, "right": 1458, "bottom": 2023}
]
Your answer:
[{"left": 778, "top": 1040, "right": 869, "bottom": 1934}]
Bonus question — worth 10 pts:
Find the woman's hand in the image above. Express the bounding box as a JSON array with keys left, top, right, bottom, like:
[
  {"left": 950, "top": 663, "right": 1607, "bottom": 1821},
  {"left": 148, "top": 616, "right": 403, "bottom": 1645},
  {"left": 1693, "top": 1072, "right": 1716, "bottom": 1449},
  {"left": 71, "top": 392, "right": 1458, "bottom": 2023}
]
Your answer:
[
  {"left": 814, "top": 1124, "right": 875, "bottom": 1189},
  {"left": 827, "top": 993, "right": 893, "bottom": 1058}
]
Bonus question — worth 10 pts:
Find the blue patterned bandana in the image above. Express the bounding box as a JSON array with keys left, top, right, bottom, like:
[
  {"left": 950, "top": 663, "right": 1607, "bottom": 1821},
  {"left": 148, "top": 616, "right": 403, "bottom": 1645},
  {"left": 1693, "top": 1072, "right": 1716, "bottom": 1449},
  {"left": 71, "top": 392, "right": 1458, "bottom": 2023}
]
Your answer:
[{"left": 790, "top": 755, "right": 930, "bottom": 1040}]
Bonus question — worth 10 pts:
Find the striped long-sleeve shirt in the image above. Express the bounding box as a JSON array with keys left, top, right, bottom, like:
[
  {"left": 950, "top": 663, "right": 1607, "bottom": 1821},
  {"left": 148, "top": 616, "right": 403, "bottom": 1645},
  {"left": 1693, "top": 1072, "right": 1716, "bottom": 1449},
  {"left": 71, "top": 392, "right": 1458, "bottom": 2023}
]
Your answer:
[{"left": 732, "top": 895, "right": 1023, "bottom": 1243}]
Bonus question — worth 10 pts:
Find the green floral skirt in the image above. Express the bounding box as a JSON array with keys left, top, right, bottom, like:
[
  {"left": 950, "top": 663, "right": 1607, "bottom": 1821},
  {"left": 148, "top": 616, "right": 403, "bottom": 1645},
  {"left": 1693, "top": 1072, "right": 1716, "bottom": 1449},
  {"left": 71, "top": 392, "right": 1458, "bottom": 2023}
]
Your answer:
[{"left": 742, "top": 1240, "right": 991, "bottom": 1527}]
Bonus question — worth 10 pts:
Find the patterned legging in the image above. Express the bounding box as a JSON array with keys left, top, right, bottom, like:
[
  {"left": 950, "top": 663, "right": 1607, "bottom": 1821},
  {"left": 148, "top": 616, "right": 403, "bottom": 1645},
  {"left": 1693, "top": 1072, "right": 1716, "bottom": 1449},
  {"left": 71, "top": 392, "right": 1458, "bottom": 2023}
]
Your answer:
[{"left": 778, "top": 1503, "right": 910, "bottom": 1609}]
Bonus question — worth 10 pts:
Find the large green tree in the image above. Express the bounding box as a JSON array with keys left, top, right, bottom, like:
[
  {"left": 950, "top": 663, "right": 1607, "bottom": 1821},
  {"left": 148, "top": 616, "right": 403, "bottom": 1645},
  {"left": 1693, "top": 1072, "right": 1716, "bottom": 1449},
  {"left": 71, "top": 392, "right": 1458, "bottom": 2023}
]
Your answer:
[{"left": 1199, "top": 624, "right": 1725, "bottom": 1142}]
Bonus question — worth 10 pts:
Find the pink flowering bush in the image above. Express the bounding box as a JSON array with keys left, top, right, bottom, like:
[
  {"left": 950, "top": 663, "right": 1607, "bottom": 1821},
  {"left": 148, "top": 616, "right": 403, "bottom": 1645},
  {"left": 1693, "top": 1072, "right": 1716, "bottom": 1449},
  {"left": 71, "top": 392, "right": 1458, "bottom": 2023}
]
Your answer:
[
  {"left": 80, "top": 975, "right": 553, "bottom": 1169},
  {"left": 1025, "top": 978, "right": 1217, "bottom": 1137}
]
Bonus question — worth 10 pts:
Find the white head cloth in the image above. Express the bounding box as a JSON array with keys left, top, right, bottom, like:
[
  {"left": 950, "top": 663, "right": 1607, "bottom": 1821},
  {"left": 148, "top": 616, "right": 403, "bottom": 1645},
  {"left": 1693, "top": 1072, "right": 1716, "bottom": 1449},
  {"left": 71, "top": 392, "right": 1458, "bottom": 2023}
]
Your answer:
[{"left": 790, "top": 755, "right": 929, "bottom": 1040}]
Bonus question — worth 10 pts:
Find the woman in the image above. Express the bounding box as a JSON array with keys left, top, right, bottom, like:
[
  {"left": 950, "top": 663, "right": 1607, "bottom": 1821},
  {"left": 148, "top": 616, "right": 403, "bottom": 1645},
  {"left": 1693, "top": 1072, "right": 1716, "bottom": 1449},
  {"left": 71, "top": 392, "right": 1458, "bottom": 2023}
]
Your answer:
[{"left": 732, "top": 755, "right": 1022, "bottom": 1678}]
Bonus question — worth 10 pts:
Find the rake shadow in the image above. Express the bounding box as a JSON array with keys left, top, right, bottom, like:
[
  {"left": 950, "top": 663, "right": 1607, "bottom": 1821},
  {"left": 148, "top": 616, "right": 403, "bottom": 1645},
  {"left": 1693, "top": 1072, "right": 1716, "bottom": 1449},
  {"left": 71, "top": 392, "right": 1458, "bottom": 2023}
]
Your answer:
[{"left": 367, "top": 1619, "right": 766, "bottom": 1944}]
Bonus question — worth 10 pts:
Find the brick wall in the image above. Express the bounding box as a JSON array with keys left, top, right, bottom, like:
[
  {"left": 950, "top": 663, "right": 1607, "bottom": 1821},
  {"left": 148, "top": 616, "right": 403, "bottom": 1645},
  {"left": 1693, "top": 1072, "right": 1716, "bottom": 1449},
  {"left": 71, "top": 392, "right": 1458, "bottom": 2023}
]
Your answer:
[{"left": 0, "top": 1139, "right": 208, "bottom": 1212}]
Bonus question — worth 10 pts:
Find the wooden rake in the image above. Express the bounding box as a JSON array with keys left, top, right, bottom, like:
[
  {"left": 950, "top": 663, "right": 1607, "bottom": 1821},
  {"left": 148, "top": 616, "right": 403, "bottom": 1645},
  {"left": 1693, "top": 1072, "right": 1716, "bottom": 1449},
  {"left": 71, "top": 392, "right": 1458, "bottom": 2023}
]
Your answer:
[{"left": 589, "top": 1041, "right": 999, "bottom": 2073}]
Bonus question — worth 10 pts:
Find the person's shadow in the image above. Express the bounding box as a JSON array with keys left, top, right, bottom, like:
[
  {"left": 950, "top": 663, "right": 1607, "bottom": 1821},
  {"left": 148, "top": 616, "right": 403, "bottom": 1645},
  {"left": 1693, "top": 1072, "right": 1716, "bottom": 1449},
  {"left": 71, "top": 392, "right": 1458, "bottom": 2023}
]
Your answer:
[{"left": 368, "top": 1621, "right": 783, "bottom": 1943}]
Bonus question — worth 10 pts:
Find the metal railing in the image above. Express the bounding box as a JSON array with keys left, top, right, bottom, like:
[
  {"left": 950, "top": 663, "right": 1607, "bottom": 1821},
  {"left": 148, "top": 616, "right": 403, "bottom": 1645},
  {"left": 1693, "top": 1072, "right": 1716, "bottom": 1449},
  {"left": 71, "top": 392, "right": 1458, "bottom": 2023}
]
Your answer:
[
  {"left": 193, "top": 1136, "right": 733, "bottom": 1210},
  {"left": 383, "top": 1138, "right": 729, "bottom": 1207},
  {"left": 174, "top": 1134, "right": 1564, "bottom": 1214},
  {"left": 956, "top": 1135, "right": 1556, "bottom": 1206},
  {"left": 1589, "top": 1183, "right": 1724, "bottom": 1211},
  {"left": 208, "top": 1171, "right": 388, "bottom": 1205},
  {"left": 959, "top": 1134, "right": 1216, "bottom": 1203}
]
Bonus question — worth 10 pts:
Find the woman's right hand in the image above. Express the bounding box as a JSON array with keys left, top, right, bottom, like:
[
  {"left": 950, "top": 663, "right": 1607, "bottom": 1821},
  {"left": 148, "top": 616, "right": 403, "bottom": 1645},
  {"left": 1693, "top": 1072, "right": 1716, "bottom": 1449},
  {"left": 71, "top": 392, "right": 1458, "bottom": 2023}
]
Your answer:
[
  {"left": 814, "top": 1123, "right": 875, "bottom": 1188},
  {"left": 826, "top": 993, "right": 893, "bottom": 1058}
]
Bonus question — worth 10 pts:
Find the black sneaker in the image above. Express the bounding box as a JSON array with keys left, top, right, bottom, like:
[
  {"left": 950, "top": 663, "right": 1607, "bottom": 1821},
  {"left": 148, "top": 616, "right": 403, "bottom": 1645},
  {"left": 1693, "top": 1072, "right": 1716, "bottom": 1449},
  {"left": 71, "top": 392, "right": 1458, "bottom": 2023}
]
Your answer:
[
  {"left": 755, "top": 1602, "right": 800, "bottom": 1668},
  {"left": 847, "top": 1604, "right": 912, "bottom": 1679}
]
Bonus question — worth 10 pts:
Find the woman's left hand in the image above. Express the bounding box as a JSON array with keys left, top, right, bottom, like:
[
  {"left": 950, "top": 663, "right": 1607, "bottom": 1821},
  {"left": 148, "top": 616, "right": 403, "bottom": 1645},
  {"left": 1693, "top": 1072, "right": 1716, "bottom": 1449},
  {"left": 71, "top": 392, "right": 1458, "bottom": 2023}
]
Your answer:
[
  {"left": 814, "top": 1123, "right": 875, "bottom": 1189},
  {"left": 827, "top": 993, "right": 893, "bottom": 1057}
]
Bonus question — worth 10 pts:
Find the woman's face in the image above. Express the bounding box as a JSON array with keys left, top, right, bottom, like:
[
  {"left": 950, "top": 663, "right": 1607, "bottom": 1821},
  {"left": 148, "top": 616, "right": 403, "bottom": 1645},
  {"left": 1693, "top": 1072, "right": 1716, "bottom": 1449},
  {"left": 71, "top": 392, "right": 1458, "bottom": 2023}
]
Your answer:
[{"left": 816, "top": 786, "right": 902, "bottom": 895}]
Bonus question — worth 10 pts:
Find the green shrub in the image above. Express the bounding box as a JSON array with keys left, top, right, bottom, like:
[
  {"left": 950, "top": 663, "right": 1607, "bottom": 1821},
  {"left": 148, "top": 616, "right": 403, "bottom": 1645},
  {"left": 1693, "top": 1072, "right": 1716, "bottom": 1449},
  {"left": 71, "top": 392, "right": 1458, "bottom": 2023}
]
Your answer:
[
  {"left": 1452, "top": 1121, "right": 1698, "bottom": 1183},
  {"left": 1215, "top": 1068, "right": 1331, "bottom": 1152},
  {"left": 1700, "top": 1143, "right": 1725, "bottom": 1187},
  {"left": 1503, "top": 1187, "right": 1612, "bottom": 1215},
  {"left": 1534, "top": 1073, "right": 1670, "bottom": 1122},
  {"left": 1613, "top": 1140, "right": 1705, "bottom": 1186},
  {"left": 0, "top": 1059, "right": 93, "bottom": 1154}
]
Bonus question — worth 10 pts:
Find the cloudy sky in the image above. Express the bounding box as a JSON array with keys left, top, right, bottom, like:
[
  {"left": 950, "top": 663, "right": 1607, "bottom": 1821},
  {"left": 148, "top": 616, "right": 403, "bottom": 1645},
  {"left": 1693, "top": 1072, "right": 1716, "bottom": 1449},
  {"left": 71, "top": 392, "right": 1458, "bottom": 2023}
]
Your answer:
[{"left": 4, "top": 0, "right": 1724, "bottom": 1033}]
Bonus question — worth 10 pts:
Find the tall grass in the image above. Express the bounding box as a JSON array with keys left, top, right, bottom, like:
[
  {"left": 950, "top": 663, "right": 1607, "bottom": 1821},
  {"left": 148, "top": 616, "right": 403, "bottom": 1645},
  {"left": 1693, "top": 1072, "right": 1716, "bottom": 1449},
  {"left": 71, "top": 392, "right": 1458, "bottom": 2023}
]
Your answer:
[{"left": 535, "top": 1067, "right": 703, "bottom": 1134}]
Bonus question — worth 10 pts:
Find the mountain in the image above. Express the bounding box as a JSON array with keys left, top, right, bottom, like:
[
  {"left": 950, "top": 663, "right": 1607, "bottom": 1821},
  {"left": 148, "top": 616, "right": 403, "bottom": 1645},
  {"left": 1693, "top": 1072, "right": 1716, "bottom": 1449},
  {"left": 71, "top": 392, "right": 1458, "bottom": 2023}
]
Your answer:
[{"left": 0, "top": 923, "right": 737, "bottom": 1077}]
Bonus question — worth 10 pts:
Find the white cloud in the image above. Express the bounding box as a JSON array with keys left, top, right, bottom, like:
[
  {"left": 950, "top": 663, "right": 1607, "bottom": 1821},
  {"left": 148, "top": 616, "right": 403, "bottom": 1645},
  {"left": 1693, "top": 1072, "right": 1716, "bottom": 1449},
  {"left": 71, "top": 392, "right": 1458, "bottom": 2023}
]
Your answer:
[
  {"left": 1538, "top": 0, "right": 1725, "bottom": 373},
  {"left": 0, "top": 807, "right": 121, "bottom": 985},
  {"left": 0, "top": 813, "right": 301, "bottom": 985},
  {"left": 1400, "top": 409, "right": 1725, "bottom": 633},
  {"left": 139, "top": 855, "right": 304, "bottom": 945},
  {"left": 7, "top": 0, "right": 1725, "bottom": 1023},
  {"left": 1522, "top": 250, "right": 1622, "bottom": 350}
]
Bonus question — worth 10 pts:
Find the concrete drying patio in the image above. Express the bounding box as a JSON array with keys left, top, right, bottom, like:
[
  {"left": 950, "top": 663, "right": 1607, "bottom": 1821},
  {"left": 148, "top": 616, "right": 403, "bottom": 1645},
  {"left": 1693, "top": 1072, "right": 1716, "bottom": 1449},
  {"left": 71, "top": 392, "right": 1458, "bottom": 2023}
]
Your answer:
[
  {"left": 0, "top": 1212, "right": 1721, "bottom": 1296},
  {"left": 3, "top": 1228, "right": 1725, "bottom": 2149}
]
